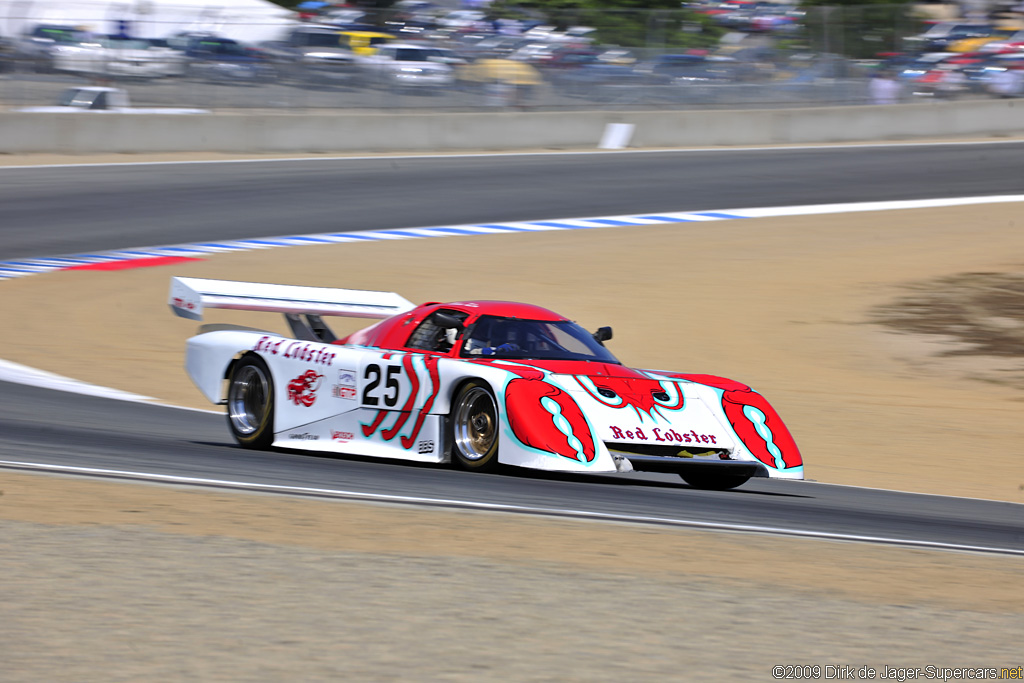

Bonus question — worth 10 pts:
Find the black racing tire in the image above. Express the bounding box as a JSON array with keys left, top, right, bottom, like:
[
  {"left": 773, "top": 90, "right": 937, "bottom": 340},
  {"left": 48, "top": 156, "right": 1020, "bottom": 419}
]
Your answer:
[
  {"left": 226, "top": 355, "right": 275, "bottom": 449},
  {"left": 680, "top": 474, "right": 751, "bottom": 491},
  {"left": 448, "top": 380, "right": 500, "bottom": 471}
]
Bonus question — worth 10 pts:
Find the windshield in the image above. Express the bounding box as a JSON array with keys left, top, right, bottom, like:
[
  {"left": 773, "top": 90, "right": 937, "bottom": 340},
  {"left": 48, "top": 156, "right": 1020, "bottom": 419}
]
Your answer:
[
  {"left": 34, "top": 27, "right": 87, "bottom": 44},
  {"left": 299, "top": 32, "right": 342, "bottom": 48},
  {"left": 460, "top": 316, "right": 620, "bottom": 363},
  {"left": 394, "top": 48, "right": 444, "bottom": 61},
  {"left": 196, "top": 39, "right": 246, "bottom": 55},
  {"left": 58, "top": 89, "right": 102, "bottom": 107}
]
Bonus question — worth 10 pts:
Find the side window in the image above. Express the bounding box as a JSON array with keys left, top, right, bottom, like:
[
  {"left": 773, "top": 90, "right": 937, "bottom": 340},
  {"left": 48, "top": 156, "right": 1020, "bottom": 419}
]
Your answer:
[{"left": 406, "top": 309, "right": 468, "bottom": 353}]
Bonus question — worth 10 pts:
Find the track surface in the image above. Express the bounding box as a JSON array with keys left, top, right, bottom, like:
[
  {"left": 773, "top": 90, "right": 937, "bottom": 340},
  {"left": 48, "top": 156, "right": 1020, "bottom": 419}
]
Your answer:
[
  {"left": 1, "top": 145, "right": 1022, "bottom": 552},
  {"left": 1, "top": 381, "right": 1021, "bottom": 551},
  {"left": 2, "top": 144, "right": 1024, "bottom": 261}
]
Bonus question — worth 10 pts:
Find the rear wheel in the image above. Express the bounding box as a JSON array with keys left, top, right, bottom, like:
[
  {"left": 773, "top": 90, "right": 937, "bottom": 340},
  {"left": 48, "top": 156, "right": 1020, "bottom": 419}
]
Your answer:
[
  {"left": 680, "top": 474, "right": 751, "bottom": 491},
  {"left": 449, "top": 381, "right": 499, "bottom": 471},
  {"left": 226, "top": 355, "right": 275, "bottom": 449}
]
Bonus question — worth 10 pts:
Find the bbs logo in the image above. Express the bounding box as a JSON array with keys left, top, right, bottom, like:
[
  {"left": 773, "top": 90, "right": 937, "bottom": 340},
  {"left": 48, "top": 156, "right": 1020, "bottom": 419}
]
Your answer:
[{"left": 417, "top": 440, "right": 435, "bottom": 455}]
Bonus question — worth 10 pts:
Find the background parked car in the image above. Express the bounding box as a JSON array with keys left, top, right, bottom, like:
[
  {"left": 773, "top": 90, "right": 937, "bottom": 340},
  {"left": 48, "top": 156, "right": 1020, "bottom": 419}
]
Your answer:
[
  {"left": 536, "top": 48, "right": 645, "bottom": 94},
  {"left": 16, "top": 24, "right": 92, "bottom": 73},
  {"left": 0, "top": 34, "right": 15, "bottom": 73},
  {"left": 339, "top": 30, "right": 396, "bottom": 56},
  {"left": 946, "top": 25, "right": 1023, "bottom": 53},
  {"left": 959, "top": 52, "right": 1024, "bottom": 94},
  {"left": 907, "top": 22, "right": 1000, "bottom": 52},
  {"left": 51, "top": 36, "right": 186, "bottom": 79},
  {"left": 170, "top": 34, "right": 276, "bottom": 84},
  {"left": 634, "top": 53, "right": 740, "bottom": 84},
  {"left": 357, "top": 42, "right": 456, "bottom": 89},
  {"left": 17, "top": 86, "right": 208, "bottom": 113},
  {"left": 260, "top": 25, "right": 359, "bottom": 86}
]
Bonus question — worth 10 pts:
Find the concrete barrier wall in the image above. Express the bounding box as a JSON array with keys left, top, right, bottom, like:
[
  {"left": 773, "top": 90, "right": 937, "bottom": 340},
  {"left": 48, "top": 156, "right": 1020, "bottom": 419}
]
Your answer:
[{"left": 2, "top": 99, "right": 1023, "bottom": 154}]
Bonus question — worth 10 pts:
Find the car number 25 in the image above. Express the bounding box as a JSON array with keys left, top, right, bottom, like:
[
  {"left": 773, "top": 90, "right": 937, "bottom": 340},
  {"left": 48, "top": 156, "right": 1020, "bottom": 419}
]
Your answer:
[{"left": 361, "top": 361, "right": 405, "bottom": 408}]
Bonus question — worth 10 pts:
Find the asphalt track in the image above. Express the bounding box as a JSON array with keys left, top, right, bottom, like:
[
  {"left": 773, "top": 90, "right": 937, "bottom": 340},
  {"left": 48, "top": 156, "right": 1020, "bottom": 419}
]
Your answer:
[
  {"left": 2, "top": 142, "right": 1024, "bottom": 261},
  {"left": 1, "top": 144, "right": 1023, "bottom": 553},
  {"left": 1, "top": 381, "right": 1022, "bottom": 552}
]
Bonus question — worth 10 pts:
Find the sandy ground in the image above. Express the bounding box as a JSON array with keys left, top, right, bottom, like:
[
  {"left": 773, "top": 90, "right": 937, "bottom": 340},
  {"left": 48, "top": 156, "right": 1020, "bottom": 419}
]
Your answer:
[
  {"left": 2, "top": 472, "right": 1023, "bottom": 682},
  {"left": 1, "top": 159, "right": 1023, "bottom": 679}
]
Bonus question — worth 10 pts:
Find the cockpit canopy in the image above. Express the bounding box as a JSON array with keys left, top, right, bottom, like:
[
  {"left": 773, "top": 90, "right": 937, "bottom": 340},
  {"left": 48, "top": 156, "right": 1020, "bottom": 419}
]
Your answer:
[{"left": 459, "top": 315, "right": 620, "bottom": 362}]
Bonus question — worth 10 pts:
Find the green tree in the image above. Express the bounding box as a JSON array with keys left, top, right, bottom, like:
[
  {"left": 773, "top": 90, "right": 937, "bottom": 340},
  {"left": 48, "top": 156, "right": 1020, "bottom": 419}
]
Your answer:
[
  {"left": 487, "top": 0, "right": 726, "bottom": 49},
  {"left": 797, "top": 2, "right": 925, "bottom": 59}
]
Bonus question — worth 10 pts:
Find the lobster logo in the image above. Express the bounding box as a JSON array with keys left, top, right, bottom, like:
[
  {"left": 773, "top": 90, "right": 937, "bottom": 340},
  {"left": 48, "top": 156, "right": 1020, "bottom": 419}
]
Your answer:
[
  {"left": 721, "top": 389, "right": 801, "bottom": 470},
  {"left": 575, "top": 376, "right": 685, "bottom": 421},
  {"left": 506, "top": 379, "right": 596, "bottom": 463},
  {"left": 287, "top": 370, "right": 323, "bottom": 407}
]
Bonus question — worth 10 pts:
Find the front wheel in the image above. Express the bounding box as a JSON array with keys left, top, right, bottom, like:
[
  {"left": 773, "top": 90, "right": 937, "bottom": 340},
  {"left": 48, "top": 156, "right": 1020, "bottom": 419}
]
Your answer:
[
  {"left": 449, "top": 380, "right": 500, "bottom": 471},
  {"left": 226, "top": 355, "right": 275, "bottom": 449},
  {"left": 680, "top": 474, "right": 751, "bottom": 491}
]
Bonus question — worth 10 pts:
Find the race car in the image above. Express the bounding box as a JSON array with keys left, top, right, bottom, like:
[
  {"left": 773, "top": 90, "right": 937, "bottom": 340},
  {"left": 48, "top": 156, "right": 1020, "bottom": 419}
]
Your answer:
[{"left": 169, "top": 277, "right": 803, "bottom": 490}]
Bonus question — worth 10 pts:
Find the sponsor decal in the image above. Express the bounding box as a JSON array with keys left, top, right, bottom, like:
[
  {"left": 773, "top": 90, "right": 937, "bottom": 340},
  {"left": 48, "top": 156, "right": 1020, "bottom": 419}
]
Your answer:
[
  {"left": 332, "top": 369, "right": 357, "bottom": 400},
  {"left": 288, "top": 433, "right": 319, "bottom": 441},
  {"left": 331, "top": 430, "right": 354, "bottom": 443},
  {"left": 171, "top": 296, "right": 196, "bottom": 312},
  {"left": 608, "top": 425, "right": 717, "bottom": 445},
  {"left": 253, "top": 336, "right": 336, "bottom": 367},
  {"left": 417, "top": 440, "right": 435, "bottom": 454},
  {"left": 648, "top": 372, "right": 801, "bottom": 470},
  {"left": 287, "top": 370, "right": 323, "bottom": 407}
]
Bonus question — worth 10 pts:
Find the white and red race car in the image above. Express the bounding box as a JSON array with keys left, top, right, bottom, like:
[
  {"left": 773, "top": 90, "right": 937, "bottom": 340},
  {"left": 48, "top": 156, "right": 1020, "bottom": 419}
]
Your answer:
[{"left": 170, "top": 277, "right": 803, "bottom": 490}]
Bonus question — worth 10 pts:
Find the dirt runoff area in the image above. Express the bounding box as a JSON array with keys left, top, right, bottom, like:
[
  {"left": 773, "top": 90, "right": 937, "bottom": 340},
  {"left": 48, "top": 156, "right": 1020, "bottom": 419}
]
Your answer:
[
  {"left": 2, "top": 471, "right": 1023, "bottom": 681},
  {"left": 2, "top": 189, "right": 1024, "bottom": 679}
]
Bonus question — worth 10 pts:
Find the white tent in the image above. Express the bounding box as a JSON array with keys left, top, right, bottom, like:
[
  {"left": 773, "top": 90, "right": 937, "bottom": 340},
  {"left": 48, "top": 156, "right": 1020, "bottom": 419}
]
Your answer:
[{"left": 0, "top": 0, "right": 300, "bottom": 43}]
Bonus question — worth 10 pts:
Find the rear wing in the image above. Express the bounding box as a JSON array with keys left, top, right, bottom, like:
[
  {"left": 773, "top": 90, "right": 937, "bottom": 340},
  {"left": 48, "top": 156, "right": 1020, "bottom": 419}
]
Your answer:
[{"left": 169, "top": 277, "right": 415, "bottom": 322}]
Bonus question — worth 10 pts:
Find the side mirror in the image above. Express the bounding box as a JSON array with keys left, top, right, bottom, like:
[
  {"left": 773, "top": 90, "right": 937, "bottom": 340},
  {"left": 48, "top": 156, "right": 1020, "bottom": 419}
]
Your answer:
[
  {"left": 432, "top": 311, "right": 464, "bottom": 329},
  {"left": 592, "top": 326, "right": 613, "bottom": 345}
]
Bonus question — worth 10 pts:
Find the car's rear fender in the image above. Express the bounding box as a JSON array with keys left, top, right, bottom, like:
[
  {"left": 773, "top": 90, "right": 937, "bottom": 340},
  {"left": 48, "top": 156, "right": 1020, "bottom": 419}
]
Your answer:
[{"left": 185, "top": 330, "right": 268, "bottom": 404}]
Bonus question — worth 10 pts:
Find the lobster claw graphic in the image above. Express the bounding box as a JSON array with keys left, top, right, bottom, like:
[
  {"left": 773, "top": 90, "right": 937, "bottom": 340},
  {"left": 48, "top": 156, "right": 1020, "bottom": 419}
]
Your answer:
[
  {"left": 505, "top": 379, "right": 596, "bottom": 462},
  {"left": 722, "top": 389, "right": 801, "bottom": 469},
  {"left": 287, "top": 370, "right": 323, "bottom": 407}
]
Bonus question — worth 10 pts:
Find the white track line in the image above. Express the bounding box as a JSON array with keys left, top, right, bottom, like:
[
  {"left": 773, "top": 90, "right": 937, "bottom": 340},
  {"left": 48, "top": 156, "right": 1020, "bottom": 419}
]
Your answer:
[
  {"left": 0, "top": 358, "right": 159, "bottom": 403},
  {"left": 733, "top": 194, "right": 1024, "bottom": 217},
  {"left": 0, "top": 359, "right": 219, "bottom": 413},
  {"left": 5, "top": 194, "right": 1024, "bottom": 282},
  {"left": 0, "top": 460, "right": 1019, "bottom": 556}
]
